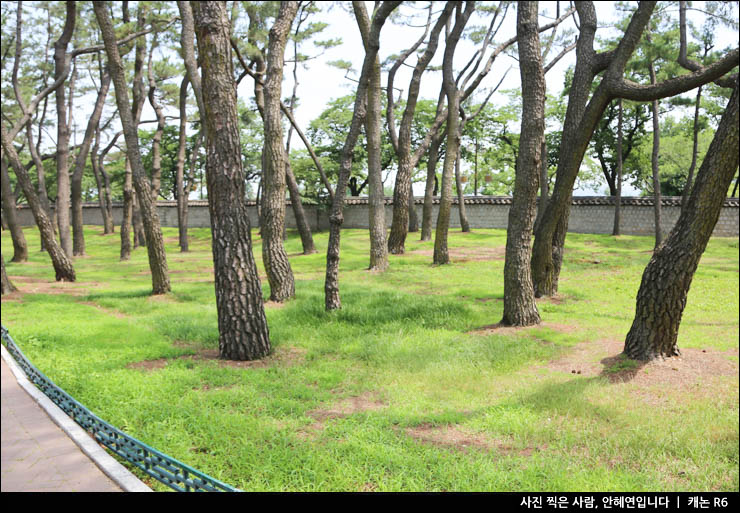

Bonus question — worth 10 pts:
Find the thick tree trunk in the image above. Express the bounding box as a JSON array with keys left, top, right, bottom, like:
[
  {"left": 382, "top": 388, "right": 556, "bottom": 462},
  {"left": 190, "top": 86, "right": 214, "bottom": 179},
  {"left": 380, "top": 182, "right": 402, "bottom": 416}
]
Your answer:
[
  {"left": 613, "top": 99, "right": 623, "bottom": 236},
  {"left": 454, "top": 154, "right": 470, "bottom": 232},
  {"left": 71, "top": 72, "right": 110, "bottom": 256},
  {"left": 421, "top": 131, "right": 443, "bottom": 241},
  {"left": 53, "top": 1, "right": 76, "bottom": 258},
  {"left": 501, "top": 1, "right": 543, "bottom": 327},
  {"left": 261, "top": 2, "right": 298, "bottom": 302},
  {"left": 366, "top": 53, "right": 388, "bottom": 271},
  {"left": 624, "top": 78, "right": 738, "bottom": 361},
  {"left": 2, "top": 126, "right": 76, "bottom": 281},
  {"left": 94, "top": 3, "right": 170, "bottom": 295},
  {"left": 192, "top": 1, "right": 271, "bottom": 360},
  {"left": 1, "top": 156, "right": 28, "bottom": 262},
  {"left": 1, "top": 253, "right": 16, "bottom": 294},
  {"left": 176, "top": 76, "right": 189, "bottom": 252}
]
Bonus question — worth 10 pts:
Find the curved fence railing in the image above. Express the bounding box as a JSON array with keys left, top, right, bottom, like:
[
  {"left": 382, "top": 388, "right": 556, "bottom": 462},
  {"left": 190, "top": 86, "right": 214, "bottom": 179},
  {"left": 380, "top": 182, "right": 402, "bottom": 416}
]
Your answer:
[{"left": 1, "top": 325, "right": 240, "bottom": 492}]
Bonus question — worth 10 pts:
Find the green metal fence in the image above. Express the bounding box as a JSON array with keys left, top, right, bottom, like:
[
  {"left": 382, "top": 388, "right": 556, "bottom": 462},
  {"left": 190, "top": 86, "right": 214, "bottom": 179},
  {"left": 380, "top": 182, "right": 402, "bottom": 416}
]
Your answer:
[{"left": 1, "top": 325, "right": 240, "bottom": 492}]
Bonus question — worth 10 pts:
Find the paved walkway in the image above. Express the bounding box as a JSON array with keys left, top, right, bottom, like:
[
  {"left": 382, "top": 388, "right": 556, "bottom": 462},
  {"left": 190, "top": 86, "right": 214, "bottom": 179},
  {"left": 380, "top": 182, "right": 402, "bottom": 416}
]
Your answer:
[{"left": 1, "top": 357, "right": 122, "bottom": 492}]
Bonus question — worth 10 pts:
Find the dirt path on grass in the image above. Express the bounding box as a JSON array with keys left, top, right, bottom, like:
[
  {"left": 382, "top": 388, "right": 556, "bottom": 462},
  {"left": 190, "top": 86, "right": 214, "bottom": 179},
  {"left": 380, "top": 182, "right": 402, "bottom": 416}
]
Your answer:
[
  {"left": 127, "top": 346, "right": 306, "bottom": 372},
  {"left": 409, "top": 246, "right": 505, "bottom": 263}
]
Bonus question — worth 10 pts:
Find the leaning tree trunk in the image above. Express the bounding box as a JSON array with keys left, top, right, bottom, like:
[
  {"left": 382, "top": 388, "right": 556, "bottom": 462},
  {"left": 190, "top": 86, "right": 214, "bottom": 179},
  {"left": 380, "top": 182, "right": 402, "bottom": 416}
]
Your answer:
[
  {"left": 285, "top": 162, "right": 316, "bottom": 254},
  {"left": 94, "top": 3, "right": 170, "bottom": 295},
  {"left": 624, "top": 78, "right": 738, "bottom": 361},
  {"left": 1, "top": 155, "right": 28, "bottom": 262},
  {"left": 260, "top": 1, "right": 298, "bottom": 302},
  {"left": 192, "top": 1, "right": 271, "bottom": 360},
  {"left": 502, "top": 1, "right": 544, "bottom": 327},
  {"left": 1, "top": 125, "right": 76, "bottom": 281},
  {"left": 454, "top": 154, "right": 470, "bottom": 233}
]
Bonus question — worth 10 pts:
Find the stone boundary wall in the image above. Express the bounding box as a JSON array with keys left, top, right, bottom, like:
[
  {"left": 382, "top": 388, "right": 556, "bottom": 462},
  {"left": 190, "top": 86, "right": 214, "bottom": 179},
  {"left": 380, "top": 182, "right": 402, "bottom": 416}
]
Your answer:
[{"left": 14, "top": 196, "right": 739, "bottom": 237}]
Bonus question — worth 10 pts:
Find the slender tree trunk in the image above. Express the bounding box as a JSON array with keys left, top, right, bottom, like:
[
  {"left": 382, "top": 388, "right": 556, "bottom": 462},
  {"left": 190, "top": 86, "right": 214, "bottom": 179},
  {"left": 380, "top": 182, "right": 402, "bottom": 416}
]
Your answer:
[
  {"left": 501, "top": 0, "right": 543, "bottom": 327},
  {"left": 261, "top": 2, "right": 298, "bottom": 302},
  {"left": 53, "top": 1, "right": 76, "bottom": 258},
  {"left": 613, "top": 99, "right": 623, "bottom": 235},
  {"left": 147, "top": 39, "right": 165, "bottom": 199},
  {"left": 454, "top": 154, "right": 470, "bottom": 232},
  {"left": 434, "top": 3, "right": 474, "bottom": 265},
  {"left": 94, "top": 2, "right": 170, "bottom": 295},
  {"left": 681, "top": 85, "right": 702, "bottom": 212},
  {"left": 26, "top": 123, "right": 56, "bottom": 250},
  {"left": 0, "top": 156, "right": 28, "bottom": 262},
  {"left": 71, "top": 72, "right": 110, "bottom": 256},
  {"left": 1, "top": 253, "right": 16, "bottom": 294},
  {"left": 624, "top": 78, "right": 738, "bottom": 361},
  {"left": 534, "top": 140, "right": 548, "bottom": 234},
  {"left": 176, "top": 76, "right": 189, "bottom": 252},
  {"left": 286, "top": 162, "right": 316, "bottom": 254},
  {"left": 2, "top": 125, "right": 76, "bottom": 281},
  {"left": 648, "top": 60, "right": 663, "bottom": 248},
  {"left": 408, "top": 191, "right": 419, "bottom": 232},
  {"left": 132, "top": 185, "right": 145, "bottom": 249},
  {"left": 366, "top": 52, "right": 388, "bottom": 271},
  {"left": 421, "top": 131, "right": 443, "bottom": 241},
  {"left": 325, "top": 1, "right": 400, "bottom": 310},
  {"left": 192, "top": 1, "right": 271, "bottom": 360},
  {"left": 120, "top": 158, "right": 133, "bottom": 260}
]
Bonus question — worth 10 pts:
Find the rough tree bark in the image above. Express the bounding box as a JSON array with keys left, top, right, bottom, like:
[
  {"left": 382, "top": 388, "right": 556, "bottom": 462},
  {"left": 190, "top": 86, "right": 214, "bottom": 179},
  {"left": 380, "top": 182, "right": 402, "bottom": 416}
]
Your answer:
[
  {"left": 1, "top": 126, "right": 76, "bottom": 282},
  {"left": 433, "top": 2, "right": 475, "bottom": 265},
  {"left": 192, "top": 1, "right": 271, "bottom": 360},
  {"left": 261, "top": 1, "right": 299, "bottom": 302},
  {"left": 624, "top": 77, "right": 738, "bottom": 361},
  {"left": 325, "top": 1, "right": 401, "bottom": 310},
  {"left": 0, "top": 156, "right": 28, "bottom": 262},
  {"left": 421, "top": 128, "right": 445, "bottom": 242},
  {"left": 1, "top": 253, "right": 16, "bottom": 294},
  {"left": 53, "top": 1, "right": 76, "bottom": 258},
  {"left": 501, "top": 0, "right": 544, "bottom": 327},
  {"left": 94, "top": 2, "right": 171, "bottom": 295}
]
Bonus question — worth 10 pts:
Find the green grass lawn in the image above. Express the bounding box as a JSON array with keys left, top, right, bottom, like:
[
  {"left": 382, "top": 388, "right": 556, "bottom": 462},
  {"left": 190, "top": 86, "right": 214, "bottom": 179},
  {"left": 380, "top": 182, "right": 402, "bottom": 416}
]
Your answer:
[{"left": 2, "top": 225, "right": 738, "bottom": 491}]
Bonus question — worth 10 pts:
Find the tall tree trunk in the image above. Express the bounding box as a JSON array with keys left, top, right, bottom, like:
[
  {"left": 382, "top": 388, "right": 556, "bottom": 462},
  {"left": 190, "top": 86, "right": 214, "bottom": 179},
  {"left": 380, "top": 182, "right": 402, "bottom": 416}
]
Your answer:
[
  {"left": 408, "top": 191, "right": 419, "bottom": 232},
  {"left": 434, "top": 3, "right": 474, "bottom": 265},
  {"left": 325, "top": 1, "right": 400, "bottom": 310},
  {"left": 0, "top": 156, "right": 28, "bottom": 262},
  {"left": 147, "top": 38, "right": 165, "bottom": 199},
  {"left": 192, "top": 1, "right": 271, "bottom": 360},
  {"left": 285, "top": 162, "right": 316, "bottom": 254},
  {"left": 71, "top": 72, "right": 111, "bottom": 256},
  {"left": 261, "top": 1, "right": 298, "bottom": 302},
  {"left": 53, "top": 1, "right": 76, "bottom": 258},
  {"left": 132, "top": 187, "right": 146, "bottom": 249},
  {"left": 421, "top": 130, "right": 444, "bottom": 241},
  {"left": 648, "top": 60, "right": 663, "bottom": 248},
  {"left": 613, "top": 98, "right": 623, "bottom": 235},
  {"left": 2, "top": 126, "right": 76, "bottom": 281},
  {"left": 534, "top": 140, "right": 548, "bottom": 234},
  {"left": 175, "top": 76, "right": 189, "bottom": 252},
  {"left": 624, "top": 78, "right": 738, "bottom": 361},
  {"left": 1, "top": 253, "right": 17, "bottom": 294},
  {"left": 454, "top": 154, "right": 470, "bottom": 232},
  {"left": 365, "top": 50, "right": 388, "bottom": 271},
  {"left": 26, "top": 123, "right": 56, "bottom": 250},
  {"left": 681, "top": 85, "right": 702, "bottom": 212},
  {"left": 501, "top": 0, "right": 543, "bottom": 327},
  {"left": 94, "top": 3, "right": 170, "bottom": 295}
]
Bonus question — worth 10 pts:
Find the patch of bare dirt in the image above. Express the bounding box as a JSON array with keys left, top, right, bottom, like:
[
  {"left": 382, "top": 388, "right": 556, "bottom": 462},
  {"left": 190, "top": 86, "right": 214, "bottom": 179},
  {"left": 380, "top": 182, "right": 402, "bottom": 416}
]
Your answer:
[
  {"left": 546, "top": 338, "right": 739, "bottom": 389},
  {"left": 468, "top": 322, "right": 577, "bottom": 337},
  {"left": 127, "top": 345, "right": 306, "bottom": 371},
  {"left": 410, "top": 246, "right": 505, "bottom": 263},
  {"left": 4, "top": 276, "right": 100, "bottom": 296},
  {"left": 298, "top": 392, "right": 387, "bottom": 439},
  {"left": 403, "top": 423, "right": 543, "bottom": 456}
]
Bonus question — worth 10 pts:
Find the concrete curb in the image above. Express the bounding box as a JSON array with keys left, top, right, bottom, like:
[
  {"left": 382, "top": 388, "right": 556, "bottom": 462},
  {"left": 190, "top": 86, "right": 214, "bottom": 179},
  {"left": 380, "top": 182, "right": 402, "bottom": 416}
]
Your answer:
[{"left": 1, "top": 344, "right": 152, "bottom": 492}]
